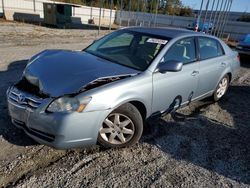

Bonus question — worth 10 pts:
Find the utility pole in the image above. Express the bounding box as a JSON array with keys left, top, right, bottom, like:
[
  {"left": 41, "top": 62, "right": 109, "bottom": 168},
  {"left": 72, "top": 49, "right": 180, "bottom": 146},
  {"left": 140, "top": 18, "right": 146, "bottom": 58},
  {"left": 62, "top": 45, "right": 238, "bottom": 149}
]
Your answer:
[
  {"left": 33, "top": 0, "right": 36, "bottom": 12},
  {"left": 212, "top": 0, "right": 221, "bottom": 35},
  {"left": 119, "top": 0, "right": 123, "bottom": 27},
  {"left": 220, "top": 0, "right": 233, "bottom": 38},
  {"left": 197, "top": 0, "right": 204, "bottom": 31},
  {"left": 2, "top": 0, "right": 5, "bottom": 19},
  {"left": 142, "top": 0, "right": 146, "bottom": 26},
  {"left": 202, "top": 0, "right": 210, "bottom": 32},
  {"left": 171, "top": 0, "right": 177, "bottom": 26},
  {"left": 218, "top": 0, "right": 230, "bottom": 38},
  {"left": 213, "top": 0, "right": 225, "bottom": 36},
  {"left": 109, "top": 0, "right": 113, "bottom": 31},
  {"left": 154, "top": 0, "right": 159, "bottom": 27},
  {"left": 90, "top": 1, "right": 93, "bottom": 19},
  {"left": 207, "top": 0, "right": 216, "bottom": 34},
  {"left": 98, "top": 0, "right": 103, "bottom": 35},
  {"left": 135, "top": 0, "right": 140, "bottom": 26},
  {"left": 128, "top": 0, "right": 131, "bottom": 26},
  {"left": 215, "top": 0, "right": 228, "bottom": 37},
  {"left": 149, "top": 0, "right": 152, "bottom": 27}
]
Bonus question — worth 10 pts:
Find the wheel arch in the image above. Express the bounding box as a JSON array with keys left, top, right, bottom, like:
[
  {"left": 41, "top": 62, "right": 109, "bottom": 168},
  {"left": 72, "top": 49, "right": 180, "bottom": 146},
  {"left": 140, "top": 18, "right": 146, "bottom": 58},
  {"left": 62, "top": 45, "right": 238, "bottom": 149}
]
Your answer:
[
  {"left": 129, "top": 101, "right": 147, "bottom": 121},
  {"left": 227, "top": 72, "right": 232, "bottom": 83},
  {"left": 213, "top": 69, "right": 232, "bottom": 92}
]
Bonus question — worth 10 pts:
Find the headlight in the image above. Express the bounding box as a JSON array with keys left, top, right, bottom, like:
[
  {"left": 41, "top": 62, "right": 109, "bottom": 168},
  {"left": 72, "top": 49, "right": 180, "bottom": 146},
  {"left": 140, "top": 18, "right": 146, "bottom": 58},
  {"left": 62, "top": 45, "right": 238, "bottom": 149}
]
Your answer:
[
  {"left": 47, "top": 96, "right": 91, "bottom": 113},
  {"left": 236, "top": 46, "right": 243, "bottom": 49}
]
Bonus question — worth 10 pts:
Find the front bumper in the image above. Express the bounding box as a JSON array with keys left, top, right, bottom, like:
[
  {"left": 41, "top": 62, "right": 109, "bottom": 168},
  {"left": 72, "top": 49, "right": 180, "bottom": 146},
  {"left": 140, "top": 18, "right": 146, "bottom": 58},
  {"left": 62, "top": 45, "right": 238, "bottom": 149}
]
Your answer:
[{"left": 7, "top": 87, "right": 111, "bottom": 149}]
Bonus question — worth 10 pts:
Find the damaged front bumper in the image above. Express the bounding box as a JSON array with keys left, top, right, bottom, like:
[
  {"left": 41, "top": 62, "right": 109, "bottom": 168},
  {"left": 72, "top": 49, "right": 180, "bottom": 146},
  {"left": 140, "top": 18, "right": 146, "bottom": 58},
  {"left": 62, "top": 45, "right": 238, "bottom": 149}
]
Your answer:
[{"left": 6, "top": 86, "right": 111, "bottom": 149}]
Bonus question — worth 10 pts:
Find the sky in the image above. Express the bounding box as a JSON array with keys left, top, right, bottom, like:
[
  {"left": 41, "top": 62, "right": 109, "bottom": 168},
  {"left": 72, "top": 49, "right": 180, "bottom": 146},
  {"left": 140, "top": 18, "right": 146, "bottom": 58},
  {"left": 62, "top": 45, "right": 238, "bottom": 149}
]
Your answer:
[{"left": 181, "top": 0, "right": 250, "bottom": 13}]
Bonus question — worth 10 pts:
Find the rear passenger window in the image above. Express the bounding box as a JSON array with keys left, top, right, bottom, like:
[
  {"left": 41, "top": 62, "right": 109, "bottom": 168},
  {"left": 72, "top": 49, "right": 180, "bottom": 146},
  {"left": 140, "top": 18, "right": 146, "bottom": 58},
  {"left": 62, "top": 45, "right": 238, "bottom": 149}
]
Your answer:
[
  {"left": 198, "top": 37, "right": 224, "bottom": 60},
  {"left": 164, "top": 37, "right": 196, "bottom": 64}
]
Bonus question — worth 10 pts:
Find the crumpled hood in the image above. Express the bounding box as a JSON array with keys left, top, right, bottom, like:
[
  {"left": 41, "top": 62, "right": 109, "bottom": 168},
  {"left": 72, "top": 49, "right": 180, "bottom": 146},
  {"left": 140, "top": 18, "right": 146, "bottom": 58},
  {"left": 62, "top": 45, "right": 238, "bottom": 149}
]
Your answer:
[{"left": 24, "top": 50, "right": 140, "bottom": 97}]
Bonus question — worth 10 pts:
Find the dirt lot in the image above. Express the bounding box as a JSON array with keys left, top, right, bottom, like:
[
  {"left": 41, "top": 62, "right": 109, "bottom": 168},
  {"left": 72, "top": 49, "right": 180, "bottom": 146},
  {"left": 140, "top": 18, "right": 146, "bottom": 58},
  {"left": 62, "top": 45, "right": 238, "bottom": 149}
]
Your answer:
[{"left": 0, "top": 21, "right": 250, "bottom": 188}]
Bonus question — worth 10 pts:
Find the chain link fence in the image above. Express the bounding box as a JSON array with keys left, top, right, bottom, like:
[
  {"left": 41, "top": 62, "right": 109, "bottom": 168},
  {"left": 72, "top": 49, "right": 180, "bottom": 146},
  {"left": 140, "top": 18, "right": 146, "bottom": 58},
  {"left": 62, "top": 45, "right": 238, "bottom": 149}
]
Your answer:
[{"left": 0, "top": 0, "right": 249, "bottom": 40}]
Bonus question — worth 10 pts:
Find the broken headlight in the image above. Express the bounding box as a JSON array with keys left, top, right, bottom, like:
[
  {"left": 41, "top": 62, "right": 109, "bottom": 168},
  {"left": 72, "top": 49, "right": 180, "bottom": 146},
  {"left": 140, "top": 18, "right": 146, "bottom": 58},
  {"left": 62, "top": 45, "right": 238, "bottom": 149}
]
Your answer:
[{"left": 47, "top": 96, "right": 91, "bottom": 113}]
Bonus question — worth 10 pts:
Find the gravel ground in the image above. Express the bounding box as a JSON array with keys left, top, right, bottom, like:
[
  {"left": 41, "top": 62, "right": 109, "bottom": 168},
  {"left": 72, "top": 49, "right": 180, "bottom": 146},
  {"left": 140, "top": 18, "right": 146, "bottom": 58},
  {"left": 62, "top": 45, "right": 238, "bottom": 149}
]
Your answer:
[{"left": 0, "top": 21, "right": 250, "bottom": 188}]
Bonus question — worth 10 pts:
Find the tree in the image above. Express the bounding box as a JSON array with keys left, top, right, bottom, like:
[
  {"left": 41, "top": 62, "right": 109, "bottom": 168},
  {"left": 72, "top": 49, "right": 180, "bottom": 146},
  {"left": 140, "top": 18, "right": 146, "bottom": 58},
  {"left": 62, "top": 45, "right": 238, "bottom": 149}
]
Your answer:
[
  {"left": 179, "top": 7, "right": 193, "bottom": 17},
  {"left": 52, "top": 0, "right": 194, "bottom": 17},
  {"left": 237, "top": 13, "right": 250, "bottom": 22}
]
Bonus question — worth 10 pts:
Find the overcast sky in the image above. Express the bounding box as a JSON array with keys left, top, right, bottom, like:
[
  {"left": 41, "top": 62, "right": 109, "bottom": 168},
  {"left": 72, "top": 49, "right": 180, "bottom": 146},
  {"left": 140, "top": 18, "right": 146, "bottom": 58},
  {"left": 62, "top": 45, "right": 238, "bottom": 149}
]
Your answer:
[{"left": 181, "top": 0, "right": 250, "bottom": 13}]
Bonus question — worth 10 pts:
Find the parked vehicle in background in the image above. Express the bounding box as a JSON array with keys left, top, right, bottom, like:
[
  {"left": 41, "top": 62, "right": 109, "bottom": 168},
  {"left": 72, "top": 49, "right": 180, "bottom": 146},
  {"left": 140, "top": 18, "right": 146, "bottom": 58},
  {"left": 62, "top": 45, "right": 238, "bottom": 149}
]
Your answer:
[
  {"left": 187, "top": 21, "right": 214, "bottom": 32},
  {"left": 236, "top": 34, "right": 250, "bottom": 56},
  {"left": 7, "top": 27, "right": 240, "bottom": 149}
]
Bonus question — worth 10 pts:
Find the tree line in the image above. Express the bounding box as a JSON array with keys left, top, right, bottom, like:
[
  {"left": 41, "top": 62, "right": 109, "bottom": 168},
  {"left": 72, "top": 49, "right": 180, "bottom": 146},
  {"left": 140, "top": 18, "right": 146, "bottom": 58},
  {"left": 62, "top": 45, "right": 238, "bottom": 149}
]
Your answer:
[
  {"left": 237, "top": 13, "right": 250, "bottom": 22},
  {"left": 54, "top": 0, "right": 194, "bottom": 17}
]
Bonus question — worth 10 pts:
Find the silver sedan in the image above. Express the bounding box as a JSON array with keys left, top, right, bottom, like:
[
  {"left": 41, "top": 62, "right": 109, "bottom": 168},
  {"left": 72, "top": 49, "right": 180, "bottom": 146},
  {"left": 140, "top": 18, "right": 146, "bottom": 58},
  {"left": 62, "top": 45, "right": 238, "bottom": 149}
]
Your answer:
[{"left": 7, "top": 27, "right": 240, "bottom": 149}]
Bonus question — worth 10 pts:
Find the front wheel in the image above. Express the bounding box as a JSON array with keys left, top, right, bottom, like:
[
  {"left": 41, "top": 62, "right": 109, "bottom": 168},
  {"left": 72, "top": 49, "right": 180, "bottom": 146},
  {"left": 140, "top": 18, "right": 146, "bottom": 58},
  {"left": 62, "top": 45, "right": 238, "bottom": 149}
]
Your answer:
[
  {"left": 98, "top": 103, "right": 143, "bottom": 148},
  {"left": 213, "top": 74, "right": 229, "bottom": 101}
]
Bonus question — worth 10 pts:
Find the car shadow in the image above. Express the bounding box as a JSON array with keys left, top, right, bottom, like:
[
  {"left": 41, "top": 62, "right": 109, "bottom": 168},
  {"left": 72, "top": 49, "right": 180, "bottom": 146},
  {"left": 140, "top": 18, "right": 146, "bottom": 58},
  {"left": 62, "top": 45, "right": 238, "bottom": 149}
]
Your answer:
[
  {"left": 0, "top": 59, "right": 38, "bottom": 146},
  {"left": 240, "top": 56, "right": 250, "bottom": 68},
  {"left": 143, "top": 85, "right": 250, "bottom": 185}
]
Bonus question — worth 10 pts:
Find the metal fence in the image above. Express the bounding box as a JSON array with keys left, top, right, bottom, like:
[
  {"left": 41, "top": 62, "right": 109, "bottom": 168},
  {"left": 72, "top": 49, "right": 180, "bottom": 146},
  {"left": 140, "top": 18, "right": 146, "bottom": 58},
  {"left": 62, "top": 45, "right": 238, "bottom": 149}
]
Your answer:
[
  {"left": 0, "top": 0, "right": 249, "bottom": 40},
  {"left": 114, "top": 0, "right": 249, "bottom": 40},
  {"left": 0, "top": 0, "right": 116, "bottom": 31},
  {"left": 195, "top": 0, "right": 234, "bottom": 38}
]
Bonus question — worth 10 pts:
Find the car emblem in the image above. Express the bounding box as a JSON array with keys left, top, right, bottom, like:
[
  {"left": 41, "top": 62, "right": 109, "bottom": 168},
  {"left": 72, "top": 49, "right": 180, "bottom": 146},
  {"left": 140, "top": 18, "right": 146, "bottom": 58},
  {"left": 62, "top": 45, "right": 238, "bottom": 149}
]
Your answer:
[{"left": 17, "top": 93, "right": 26, "bottom": 104}]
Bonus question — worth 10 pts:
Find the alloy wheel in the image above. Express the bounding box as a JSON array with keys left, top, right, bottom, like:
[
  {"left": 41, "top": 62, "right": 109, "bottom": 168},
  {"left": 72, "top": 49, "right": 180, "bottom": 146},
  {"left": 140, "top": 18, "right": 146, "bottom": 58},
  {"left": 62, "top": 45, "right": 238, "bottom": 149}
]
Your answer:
[
  {"left": 216, "top": 77, "right": 228, "bottom": 99},
  {"left": 99, "top": 113, "right": 135, "bottom": 145}
]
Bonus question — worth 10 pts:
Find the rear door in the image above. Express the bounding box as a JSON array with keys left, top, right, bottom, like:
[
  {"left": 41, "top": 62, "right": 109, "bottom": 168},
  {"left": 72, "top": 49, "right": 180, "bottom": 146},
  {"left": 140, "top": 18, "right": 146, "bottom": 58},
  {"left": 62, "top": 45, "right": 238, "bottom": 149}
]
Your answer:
[
  {"left": 152, "top": 37, "right": 199, "bottom": 114},
  {"left": 195, "top": 37, "right": 225, "bottom": 97}
]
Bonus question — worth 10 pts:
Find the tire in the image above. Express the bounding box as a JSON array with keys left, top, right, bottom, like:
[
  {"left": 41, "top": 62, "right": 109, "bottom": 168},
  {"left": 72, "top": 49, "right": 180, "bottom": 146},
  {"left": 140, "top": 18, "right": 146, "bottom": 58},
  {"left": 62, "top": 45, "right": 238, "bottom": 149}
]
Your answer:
[
  {"left": 98, "top": 103, "right": 143, "bottom": 148},
  {"left": 213, "top": 74, "right": 229, "bottom": 101}
]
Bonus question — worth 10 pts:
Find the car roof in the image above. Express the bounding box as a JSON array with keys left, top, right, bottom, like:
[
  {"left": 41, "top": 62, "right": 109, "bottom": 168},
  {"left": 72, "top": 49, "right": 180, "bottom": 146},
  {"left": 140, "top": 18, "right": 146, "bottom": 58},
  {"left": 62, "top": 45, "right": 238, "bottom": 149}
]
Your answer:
[{"left": 125, "top": 27, "right": 199, "bottom": 38}]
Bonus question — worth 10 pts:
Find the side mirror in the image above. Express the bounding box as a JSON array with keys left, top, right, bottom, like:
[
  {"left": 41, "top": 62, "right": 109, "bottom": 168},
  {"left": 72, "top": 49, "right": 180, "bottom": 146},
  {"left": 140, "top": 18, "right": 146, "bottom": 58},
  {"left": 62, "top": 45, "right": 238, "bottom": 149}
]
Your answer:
[{"left": 158, "top": 60, "right": 183, "bottom": 73}]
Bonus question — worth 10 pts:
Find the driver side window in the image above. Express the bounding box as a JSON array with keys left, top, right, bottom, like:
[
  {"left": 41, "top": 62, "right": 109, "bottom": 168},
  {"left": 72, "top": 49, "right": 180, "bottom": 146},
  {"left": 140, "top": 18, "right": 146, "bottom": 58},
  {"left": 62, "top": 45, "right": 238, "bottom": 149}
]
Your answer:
[{"left": 163, "top": 37, "right": 196, "bottom": 64}]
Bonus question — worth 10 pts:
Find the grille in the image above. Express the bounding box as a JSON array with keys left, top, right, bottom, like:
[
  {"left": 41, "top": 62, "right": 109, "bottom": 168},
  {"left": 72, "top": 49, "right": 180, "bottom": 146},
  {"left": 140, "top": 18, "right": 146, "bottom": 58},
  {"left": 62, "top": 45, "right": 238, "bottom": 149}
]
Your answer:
[
  {"left": 8, "top": 88, "right": 43, "bottom": 111},
  {"left": 15, "top": 78, "right": 49, "bottom": 98}
]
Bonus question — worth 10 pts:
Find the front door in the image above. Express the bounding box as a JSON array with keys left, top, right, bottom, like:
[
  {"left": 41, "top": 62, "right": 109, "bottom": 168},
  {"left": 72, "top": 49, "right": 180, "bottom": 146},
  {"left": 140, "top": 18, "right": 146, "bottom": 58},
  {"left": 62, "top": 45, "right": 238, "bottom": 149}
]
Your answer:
[{"left": 152, "top": 37, "right": 199, "bottom": 114}]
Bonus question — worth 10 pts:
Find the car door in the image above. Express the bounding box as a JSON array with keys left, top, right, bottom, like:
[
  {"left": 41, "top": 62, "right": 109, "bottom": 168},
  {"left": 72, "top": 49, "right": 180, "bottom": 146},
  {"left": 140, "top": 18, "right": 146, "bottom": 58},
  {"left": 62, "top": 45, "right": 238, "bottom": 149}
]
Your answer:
[
  {"left": 195, "top": 37, "right": 226, "bottom": 97},
  {"left": 152, "top": 37, "right": 199, "bottom": 114}
]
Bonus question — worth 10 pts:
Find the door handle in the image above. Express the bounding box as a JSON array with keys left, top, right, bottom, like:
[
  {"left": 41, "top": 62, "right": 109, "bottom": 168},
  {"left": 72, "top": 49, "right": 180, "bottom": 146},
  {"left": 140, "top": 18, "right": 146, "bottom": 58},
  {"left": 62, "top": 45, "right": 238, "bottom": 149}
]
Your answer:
[
  {"left": 221, "top": 62, "right": 226, "bottom": 67},
  {"left": 191, "top": 71, "right": 199, "bottom": 76}
]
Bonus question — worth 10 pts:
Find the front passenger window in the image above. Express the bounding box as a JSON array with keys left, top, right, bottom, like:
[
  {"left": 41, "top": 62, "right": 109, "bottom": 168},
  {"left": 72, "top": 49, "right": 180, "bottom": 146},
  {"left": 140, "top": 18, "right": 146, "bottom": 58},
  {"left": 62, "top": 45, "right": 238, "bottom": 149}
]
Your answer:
[{"left": 163, "top": 37, "right": 196, "bottom": 64}]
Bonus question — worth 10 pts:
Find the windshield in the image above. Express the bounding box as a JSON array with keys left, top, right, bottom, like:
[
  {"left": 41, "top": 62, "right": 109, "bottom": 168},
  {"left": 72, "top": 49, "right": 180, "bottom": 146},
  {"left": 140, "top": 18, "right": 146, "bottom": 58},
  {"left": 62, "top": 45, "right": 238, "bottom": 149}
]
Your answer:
[{"left": 85, "top": 30, "right": 170, "bottom": 71}]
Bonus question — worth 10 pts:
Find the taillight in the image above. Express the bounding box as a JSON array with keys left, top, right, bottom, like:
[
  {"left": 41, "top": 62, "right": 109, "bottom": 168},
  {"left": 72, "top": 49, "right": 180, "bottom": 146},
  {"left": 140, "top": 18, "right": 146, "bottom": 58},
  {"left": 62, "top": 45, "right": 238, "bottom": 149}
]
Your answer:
[{"left": 237, "top": 55, "right": 240, "bottom": 62}]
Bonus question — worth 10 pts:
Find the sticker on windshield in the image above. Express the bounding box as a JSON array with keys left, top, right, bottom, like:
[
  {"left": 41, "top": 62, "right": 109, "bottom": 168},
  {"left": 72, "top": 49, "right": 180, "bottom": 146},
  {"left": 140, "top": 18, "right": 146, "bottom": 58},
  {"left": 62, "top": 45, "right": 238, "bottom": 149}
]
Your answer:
[{"left": 146, "top": 38, "right": 168, "bottom": 45}]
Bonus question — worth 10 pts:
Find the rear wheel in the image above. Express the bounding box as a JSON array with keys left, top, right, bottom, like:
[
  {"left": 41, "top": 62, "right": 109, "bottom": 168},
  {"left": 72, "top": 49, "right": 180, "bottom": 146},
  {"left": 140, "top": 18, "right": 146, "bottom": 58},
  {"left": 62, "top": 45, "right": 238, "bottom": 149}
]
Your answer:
[
  {"left": 213, "top": 74, "right": 229, "bottom": 101},
  {"left": 98, "top": 103, "right": 143, "bottom": 148}
]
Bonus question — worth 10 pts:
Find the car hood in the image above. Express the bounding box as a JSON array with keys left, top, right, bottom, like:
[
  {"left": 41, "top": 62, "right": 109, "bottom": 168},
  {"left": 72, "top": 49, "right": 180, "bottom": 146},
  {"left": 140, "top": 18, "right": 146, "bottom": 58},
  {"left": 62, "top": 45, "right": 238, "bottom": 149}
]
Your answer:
[{"left": 23, "top": 50, "right": 140, "bottom": 97}]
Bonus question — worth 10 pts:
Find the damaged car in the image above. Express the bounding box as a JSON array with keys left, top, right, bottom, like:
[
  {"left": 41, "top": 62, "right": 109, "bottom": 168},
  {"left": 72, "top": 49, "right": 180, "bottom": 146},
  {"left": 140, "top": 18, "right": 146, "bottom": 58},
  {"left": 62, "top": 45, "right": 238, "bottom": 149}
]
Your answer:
[{"left": 7, "top": 27, "right": 240, "bottom": 149}]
